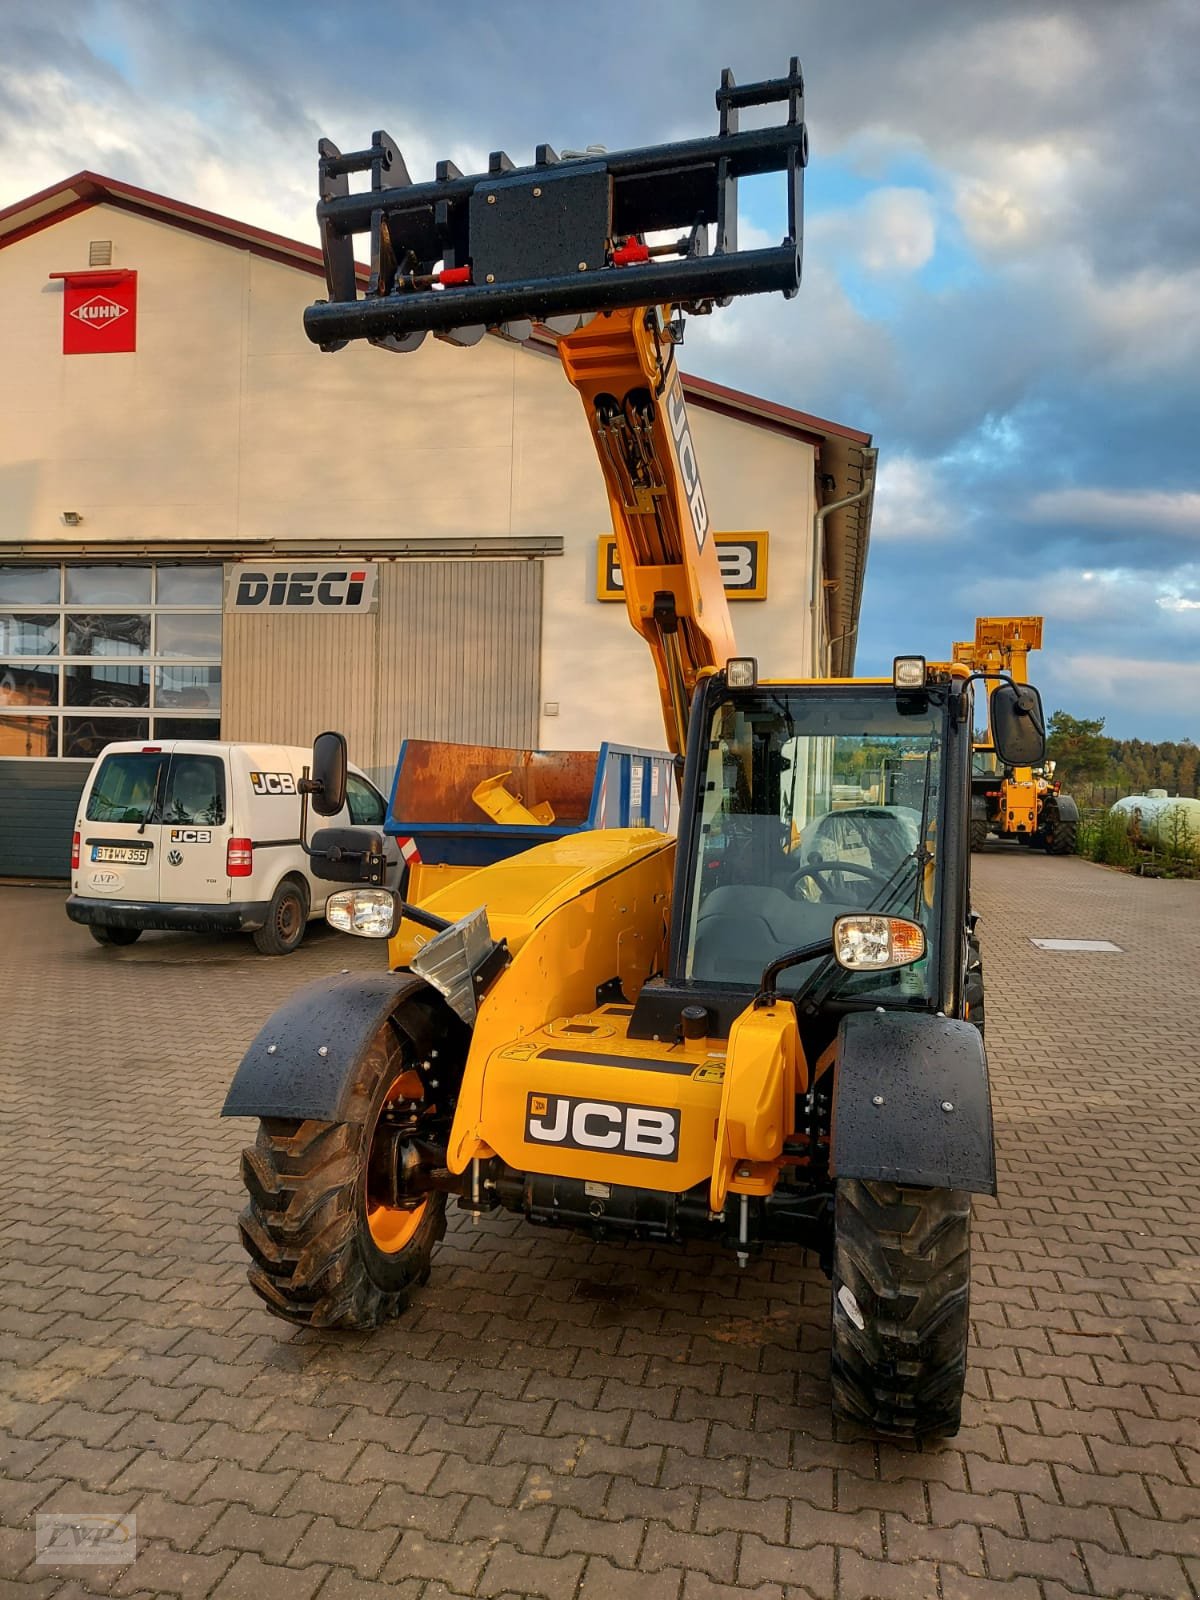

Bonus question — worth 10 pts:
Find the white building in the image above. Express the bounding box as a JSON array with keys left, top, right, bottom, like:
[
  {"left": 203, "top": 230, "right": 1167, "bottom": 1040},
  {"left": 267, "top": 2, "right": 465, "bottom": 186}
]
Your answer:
[{"left": 0, "top": 172, "right": 875, "bottom": 876}]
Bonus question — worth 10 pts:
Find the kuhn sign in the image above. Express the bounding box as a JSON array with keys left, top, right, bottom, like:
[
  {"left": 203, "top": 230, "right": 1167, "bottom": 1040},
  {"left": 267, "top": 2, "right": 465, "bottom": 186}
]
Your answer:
[
  {"left": 225, "top": 563, "right": 379, "bottom": 614},
  {"left": 53, "top": 269, "right": 138, "bottom": 355}
]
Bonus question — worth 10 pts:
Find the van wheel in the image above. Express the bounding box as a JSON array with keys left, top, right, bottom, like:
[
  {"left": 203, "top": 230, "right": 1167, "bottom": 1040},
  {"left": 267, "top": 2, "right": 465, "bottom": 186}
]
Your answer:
[
  {"left": 253, "top": 878, "right": 309, "bottom": 956},
  {"left": 237, "top": 1011, "right": 446, "bottom": 1327},
  {"left": 90, "top": 926, "right": 142, "bottom": 946}
]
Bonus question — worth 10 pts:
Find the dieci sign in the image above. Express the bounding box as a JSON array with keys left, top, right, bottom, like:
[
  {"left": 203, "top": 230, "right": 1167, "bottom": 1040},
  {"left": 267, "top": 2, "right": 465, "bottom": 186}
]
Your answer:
[
  {"left": 50, "top": 269, "right": 138, "bottom": 356},
  {"left": 597, "top": 531, "right": 768, "bottom": 602},
  {"left": 225, "top": 563, "right": 379, "bottom": 614}
]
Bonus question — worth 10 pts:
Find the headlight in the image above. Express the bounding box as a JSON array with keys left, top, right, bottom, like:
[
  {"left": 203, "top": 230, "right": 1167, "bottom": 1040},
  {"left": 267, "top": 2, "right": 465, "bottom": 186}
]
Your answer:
[
  {"left": 833, "top": 914, "right": 925, "bottom": 970},
  {"left": 326, "top": 888, "right": 398, "bottom": 938}
]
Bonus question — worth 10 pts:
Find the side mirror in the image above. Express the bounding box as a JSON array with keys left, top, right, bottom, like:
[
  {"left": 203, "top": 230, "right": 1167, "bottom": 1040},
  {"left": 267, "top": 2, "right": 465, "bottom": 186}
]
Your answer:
[
  {"left": 990, "top": 682, "right": 1046, "bottom": 768},
  {"left": 310, "top": 730, "right": 348, "bottom": 817},
  {"left": 309, "top": 827, "right": 386, "bottom": 884}
]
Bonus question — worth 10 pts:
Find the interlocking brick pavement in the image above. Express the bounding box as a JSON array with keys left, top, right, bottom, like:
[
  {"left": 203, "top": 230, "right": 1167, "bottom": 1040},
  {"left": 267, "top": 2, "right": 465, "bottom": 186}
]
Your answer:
[{"left": 1, "top": 851, "right": 1198, "bottom": 1598}]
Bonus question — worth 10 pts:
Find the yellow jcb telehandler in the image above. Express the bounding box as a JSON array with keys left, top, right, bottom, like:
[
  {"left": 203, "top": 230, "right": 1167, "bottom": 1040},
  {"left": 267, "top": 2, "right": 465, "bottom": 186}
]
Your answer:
[{"left": 223, "top": 58, "right": 1048, "bottom": 1438}]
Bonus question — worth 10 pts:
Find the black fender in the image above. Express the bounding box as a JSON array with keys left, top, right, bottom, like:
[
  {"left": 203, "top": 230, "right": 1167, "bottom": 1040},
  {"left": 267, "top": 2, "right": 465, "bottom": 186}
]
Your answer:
[
  {"left": 1051, "top": 791, "right": 1079, "bottom": 824},
  {"left": 830, "top": 1011, "right": 996, "bottom": 1195},
  {"left": 970, "top": 794, "right": 990, "bottom": 824},
  {"left": 222, "top": 972, "right": 442, "bottom": 1124}
]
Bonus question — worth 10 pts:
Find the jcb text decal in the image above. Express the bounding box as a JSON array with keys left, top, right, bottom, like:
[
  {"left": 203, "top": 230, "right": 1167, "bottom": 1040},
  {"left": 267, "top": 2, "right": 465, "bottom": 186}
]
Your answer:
[
  {"left": 169, "top": 828, "right": 212, "bottom": 843},
  {"left": 665, "top": 371, "right": 709, "bottom": 550},
  {"left": 525, "top": 1093, "right": 680, "bottom": 1161},
  {"left": 249, "top": 772, "right": 297, "bottom": 796}
]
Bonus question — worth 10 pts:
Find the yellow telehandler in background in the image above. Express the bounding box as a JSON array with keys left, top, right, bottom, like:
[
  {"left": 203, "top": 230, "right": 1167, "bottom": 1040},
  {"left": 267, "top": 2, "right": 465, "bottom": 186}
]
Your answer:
[{"left": 953, "top": 617, "right": 1077, "bottom": 853}]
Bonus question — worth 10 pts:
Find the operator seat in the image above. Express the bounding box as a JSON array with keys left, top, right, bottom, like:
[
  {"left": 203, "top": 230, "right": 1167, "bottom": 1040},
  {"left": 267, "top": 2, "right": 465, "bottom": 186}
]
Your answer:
[{"left": 691, "top": 885, "right": 851, "bottom": 987}]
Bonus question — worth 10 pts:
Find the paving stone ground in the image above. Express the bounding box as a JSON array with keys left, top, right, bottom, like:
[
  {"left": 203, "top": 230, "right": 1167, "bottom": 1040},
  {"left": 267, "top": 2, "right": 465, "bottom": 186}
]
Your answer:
[{"left": 1, "top": 850, "right": 1198, "bottom": 1600}]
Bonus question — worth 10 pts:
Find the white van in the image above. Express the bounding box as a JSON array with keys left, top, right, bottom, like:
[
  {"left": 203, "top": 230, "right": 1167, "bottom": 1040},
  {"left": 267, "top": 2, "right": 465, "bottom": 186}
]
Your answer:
[{"left": 66, "top": 740, "right": 399, "bottom": 955}]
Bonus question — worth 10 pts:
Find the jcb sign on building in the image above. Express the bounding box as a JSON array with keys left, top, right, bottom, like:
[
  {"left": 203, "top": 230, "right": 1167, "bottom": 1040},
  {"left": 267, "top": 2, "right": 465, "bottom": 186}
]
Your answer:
[
  {"left": 225, "top": 563, "right": 379, "bottom": 613},
  {"left": 597, "top": 532, "right": 768, "bottom": 602}
]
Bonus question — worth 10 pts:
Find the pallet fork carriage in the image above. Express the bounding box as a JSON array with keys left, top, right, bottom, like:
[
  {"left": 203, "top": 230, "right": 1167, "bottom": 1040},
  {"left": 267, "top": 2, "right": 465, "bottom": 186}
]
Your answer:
[{"left": 224, "top": 57, "right": 1049, "bottom": 1439}]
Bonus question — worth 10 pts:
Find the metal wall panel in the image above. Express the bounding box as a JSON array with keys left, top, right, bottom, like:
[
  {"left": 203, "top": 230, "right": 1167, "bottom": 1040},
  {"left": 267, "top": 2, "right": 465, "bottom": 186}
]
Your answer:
[
  {"left": 0, "top": 761, "right": 88, "bottom": 878},
  {"left": 376, "top": 561, "right": 542, "bottom": 754},
  {"left": 221, "top": 610, "right": 380, "bottom": 756},
  {"left": 222, "top": 560, "right": 542, "bottom": 771}
]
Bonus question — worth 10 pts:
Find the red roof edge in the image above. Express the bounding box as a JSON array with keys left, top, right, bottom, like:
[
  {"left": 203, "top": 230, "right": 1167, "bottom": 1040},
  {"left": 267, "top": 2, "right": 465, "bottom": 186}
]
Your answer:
[{"left": 681, "top": 373, "right": 872, "bottom": 447}]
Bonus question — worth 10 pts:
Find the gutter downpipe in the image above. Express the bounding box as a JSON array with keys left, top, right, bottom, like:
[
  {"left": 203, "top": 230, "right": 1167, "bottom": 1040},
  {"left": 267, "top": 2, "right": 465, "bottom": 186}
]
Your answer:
[{"left": 811, "top": 446, "right": 878, "bottom": 676}]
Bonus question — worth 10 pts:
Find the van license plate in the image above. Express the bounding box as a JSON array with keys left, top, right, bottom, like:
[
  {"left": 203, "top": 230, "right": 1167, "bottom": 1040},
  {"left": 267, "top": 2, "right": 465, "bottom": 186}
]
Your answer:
[{"left": 92, "top": 845, "right": 149, "bottom": 865}]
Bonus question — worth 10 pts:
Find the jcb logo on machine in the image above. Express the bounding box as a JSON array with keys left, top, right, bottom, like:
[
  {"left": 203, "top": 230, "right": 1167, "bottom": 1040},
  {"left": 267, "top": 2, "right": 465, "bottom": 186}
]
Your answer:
[
  {"left": 169, "top": 828, "right": 211, "bottom": 844},
  {"left": 249, "top": 771, "right": 297, "bottom": 796},
  {"left": 525, "top": 1092, "right": 680, "bottom": 1161},
  {"left": 665, "top": 370, "right": 709, "bottom": 550}
]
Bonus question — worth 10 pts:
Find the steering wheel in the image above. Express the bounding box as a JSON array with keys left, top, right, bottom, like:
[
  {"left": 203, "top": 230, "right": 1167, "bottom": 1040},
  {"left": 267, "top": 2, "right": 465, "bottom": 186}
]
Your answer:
[{"left": 785, "top": 859, "right": 892, "bottom": 902}]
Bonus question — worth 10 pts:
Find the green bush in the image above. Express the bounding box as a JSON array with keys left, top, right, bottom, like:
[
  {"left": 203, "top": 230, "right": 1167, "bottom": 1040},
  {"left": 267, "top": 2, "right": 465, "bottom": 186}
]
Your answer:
[{"left": 1077, "top": 805, "right": 1199, "bottom": 877}]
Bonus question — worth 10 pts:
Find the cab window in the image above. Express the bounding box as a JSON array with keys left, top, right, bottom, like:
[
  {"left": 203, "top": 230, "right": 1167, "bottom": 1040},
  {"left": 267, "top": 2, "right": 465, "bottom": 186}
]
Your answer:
[
  {"left": 162, "top": 755, "right": 226, "bottom": 825},
  {"left": 346, "top": 773, "right": 386, "bottom": 827}
]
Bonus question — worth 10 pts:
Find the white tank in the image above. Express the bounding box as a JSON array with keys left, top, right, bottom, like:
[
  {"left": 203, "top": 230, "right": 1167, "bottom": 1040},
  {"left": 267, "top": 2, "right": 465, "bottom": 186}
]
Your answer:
[{"left": 1111, "top": 792, "right": 1200, "bottom": 839}]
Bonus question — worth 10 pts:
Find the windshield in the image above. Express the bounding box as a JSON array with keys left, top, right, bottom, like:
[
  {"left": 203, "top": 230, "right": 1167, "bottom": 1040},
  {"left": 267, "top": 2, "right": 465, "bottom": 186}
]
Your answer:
[{"left": 683, "top": 689, "right": 942, "bottom": 1002}]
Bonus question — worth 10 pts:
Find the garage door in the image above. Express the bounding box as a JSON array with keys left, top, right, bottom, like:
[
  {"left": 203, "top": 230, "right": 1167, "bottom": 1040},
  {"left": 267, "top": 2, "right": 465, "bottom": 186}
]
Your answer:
[
  {"left": 0, "top": 762, "right": 88, "bottom": 878},
  {"left": 223, "top": 559, "right": 542, "bottom": 770}
]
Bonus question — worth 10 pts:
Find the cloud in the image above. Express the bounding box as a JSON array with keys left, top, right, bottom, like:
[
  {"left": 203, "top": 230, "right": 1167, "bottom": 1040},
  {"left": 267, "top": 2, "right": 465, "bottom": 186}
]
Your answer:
[
  {"left": 814, "top": 188, "right": 937, "bottom": 276},
  {"left": 1026, "top": 489, "right": 1200, "bottom": 536},
  {"left": 869, "top": 456, "right": 963, "bottom": 542}
]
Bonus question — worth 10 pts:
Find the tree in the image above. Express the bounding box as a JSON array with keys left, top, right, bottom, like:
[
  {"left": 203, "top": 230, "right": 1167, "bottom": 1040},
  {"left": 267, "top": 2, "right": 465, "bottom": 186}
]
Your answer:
[{"left": 1046, "top": 710, "right": 1113, "bottom": 785}]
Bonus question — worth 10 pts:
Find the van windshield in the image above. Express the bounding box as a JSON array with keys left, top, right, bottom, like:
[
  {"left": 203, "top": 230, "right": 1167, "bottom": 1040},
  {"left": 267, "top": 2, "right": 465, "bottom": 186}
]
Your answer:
[{"left": 86, "top": 752, "right": 166, "bottom": 825}]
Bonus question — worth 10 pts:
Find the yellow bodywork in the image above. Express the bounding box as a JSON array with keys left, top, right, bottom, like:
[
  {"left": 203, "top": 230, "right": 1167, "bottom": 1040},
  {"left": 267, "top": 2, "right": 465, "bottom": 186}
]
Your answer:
[
  {"left": 390, "top": 827, "right": 816, "bottom": 1205},
  {"left": 711, "top": 1000, "right": 807, "bottom": 1211}
]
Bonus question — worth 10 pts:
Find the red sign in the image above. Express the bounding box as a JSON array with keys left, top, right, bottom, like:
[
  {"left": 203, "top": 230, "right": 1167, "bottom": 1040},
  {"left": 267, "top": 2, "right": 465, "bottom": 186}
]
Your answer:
[{"left": 50, "top": 269, "right": 138, "bottom": 355}]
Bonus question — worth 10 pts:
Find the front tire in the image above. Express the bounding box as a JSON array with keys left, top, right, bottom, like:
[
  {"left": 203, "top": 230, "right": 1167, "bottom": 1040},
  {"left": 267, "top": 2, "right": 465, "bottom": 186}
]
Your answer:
[
  {"left": 253, "top": 877, "right": 309, "bottom": 956},
  {"left": 831, "top": 1179, "right": 971, "bottom": 1439},
  {"left": 237, "top": 1013, "right": 446, "bottom": 1328},
  {"left": 969, "top": 819, "right": 988, "bottom": 852},
  {"left": 89, "top": 925, "right": 142, "bottom": 946},
  {"left": 1042, "top": 801, "right": 1077, "bottom": 855}
]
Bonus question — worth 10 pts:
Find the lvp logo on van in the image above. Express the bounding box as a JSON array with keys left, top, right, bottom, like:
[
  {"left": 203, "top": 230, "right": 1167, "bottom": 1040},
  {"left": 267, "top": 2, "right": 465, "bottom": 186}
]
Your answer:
[
  {"left": 225, "top": 563, "right": 378, "bottom": 614},
  {"left": 249, "top": 772, "right": 296, "bottom": 796}
]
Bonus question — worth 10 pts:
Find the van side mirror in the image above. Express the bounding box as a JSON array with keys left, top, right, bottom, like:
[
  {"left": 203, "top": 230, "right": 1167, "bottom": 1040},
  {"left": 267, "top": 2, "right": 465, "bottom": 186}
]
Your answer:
[
  {"left": 990, "top": 682, "right": 1046, "bottom": 768},
  {"left": 309, "top": 731, "right": 347, "bottom": 816}
]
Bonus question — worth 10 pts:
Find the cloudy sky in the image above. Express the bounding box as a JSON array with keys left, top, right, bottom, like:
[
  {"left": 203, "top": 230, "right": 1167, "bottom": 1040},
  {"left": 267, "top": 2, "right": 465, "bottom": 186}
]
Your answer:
[{"left": 3, "top": 0, "right": 1197, "bottom": 738}]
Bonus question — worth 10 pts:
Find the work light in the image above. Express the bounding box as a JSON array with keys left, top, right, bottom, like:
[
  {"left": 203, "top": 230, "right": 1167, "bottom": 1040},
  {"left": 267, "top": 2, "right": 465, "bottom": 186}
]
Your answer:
[
  {"left": 892, "top": 656, "right": 926, "bottom": 689},
  {"left": 726, "top": 657, "right": 758, "bottom": 688}
]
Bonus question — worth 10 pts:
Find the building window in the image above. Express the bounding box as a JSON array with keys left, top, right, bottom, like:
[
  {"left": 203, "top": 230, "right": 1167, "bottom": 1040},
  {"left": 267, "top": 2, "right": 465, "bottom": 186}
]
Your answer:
[{"left": 0, "top": 562, "right": 222, "bottom": 759}]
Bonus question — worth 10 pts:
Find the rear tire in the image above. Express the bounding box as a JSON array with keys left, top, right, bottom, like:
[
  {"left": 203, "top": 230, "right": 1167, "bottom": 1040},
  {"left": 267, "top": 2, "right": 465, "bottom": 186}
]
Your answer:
[
  {"left": 253, "top": 877, "right": 309, "bottom": 956},
  {"left": 237, "top": 1012, "right": 446, "bottom": 1328},
  {"left": 89, "top": 925, "right": 142, "bottom": 946},
  {"left": 969, "top": 819, "right": 988, "bottom": 852},
  {"left": 831, "top": 1179, "right": 971, "bottom": 1439}
]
